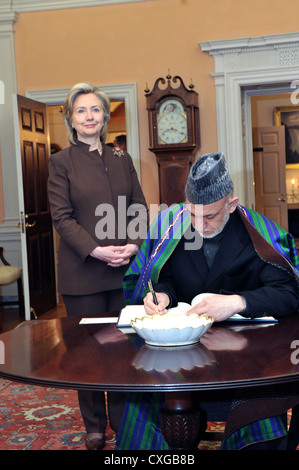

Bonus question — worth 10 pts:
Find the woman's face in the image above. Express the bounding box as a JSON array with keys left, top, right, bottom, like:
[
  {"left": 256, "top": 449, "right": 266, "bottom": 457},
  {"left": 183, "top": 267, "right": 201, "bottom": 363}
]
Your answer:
[{"left": 71, "top": 93, "right": 104, "bottom": 143}]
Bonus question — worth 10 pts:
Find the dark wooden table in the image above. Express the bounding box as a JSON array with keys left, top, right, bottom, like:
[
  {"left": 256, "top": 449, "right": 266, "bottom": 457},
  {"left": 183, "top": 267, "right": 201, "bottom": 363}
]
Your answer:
[{"left": 0, "top": 314, "right": 299, "bottom": 449}]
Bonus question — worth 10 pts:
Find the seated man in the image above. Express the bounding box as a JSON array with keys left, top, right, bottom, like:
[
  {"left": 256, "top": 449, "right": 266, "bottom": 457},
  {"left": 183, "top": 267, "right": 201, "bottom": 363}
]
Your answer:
[{"left": 116, "top": 151, "right": 299, "bottom": 450}]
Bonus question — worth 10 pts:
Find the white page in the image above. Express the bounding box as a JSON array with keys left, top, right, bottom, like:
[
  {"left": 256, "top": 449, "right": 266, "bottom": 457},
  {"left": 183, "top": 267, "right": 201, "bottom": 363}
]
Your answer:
[
  {"left": 79, "top": 317, "right": 118, "bottom": 325},
  {"left": 117, "top": 305, "right": 146, "bottom": 326}
]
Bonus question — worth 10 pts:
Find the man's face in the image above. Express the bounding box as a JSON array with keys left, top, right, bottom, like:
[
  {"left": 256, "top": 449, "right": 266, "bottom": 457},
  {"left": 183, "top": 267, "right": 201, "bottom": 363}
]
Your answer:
[{"left": 187, "top": 194, "right": 239, "bottom": 239}]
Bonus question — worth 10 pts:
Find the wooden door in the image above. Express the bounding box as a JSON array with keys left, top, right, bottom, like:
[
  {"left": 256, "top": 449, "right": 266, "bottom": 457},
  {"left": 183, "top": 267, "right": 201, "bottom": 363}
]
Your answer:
[
  {"left": 16, "top": 95, "right": 56, "bottom": 316},
  {"left": 253, "top": 126, "right": 288, "bottom": 230}
]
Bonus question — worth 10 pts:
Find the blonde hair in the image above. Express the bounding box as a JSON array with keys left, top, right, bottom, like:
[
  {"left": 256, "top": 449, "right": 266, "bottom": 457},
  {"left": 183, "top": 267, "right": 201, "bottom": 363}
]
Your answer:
[{"left": 63, "top": 82, "right": 110, "bottom": 144}]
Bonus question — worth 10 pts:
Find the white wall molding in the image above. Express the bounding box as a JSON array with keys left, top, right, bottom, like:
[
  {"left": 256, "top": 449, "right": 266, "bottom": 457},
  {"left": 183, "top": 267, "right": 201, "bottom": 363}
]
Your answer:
[
  {"left": 199, "top": 32, "right": 299, "bottom": 206},
  {"left": 200, "top": 32, "right": 299, "bottom": 55},
  {"left": 0, "top": 0, "right": 148, "bottom": 14},
  {"left": 0, "top": 11, "right": 20, "bottom": 233}
]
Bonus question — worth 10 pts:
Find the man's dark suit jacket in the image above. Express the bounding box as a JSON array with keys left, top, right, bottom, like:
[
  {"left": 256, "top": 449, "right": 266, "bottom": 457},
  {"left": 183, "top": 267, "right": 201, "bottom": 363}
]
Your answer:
[{"left": 155, "top": 211, "right": 299, "bottom": 318}]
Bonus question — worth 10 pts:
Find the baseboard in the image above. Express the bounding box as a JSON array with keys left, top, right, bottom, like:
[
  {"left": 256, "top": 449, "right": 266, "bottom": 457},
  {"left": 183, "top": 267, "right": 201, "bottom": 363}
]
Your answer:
[{"left": 0, "top": 295, "right": 18, "bottom": 307}]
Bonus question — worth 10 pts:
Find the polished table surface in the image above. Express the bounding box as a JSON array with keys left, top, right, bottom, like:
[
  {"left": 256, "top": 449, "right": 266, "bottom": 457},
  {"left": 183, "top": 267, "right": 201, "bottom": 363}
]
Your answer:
[{"left": 0, "top": 314, "right": 299, "bottom": 392}]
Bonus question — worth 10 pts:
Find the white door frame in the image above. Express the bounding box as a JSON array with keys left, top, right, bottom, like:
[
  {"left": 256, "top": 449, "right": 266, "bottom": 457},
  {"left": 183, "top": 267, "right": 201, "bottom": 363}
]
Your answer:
[
  {"left": 12, "top": 94, "right": 31, "bottom": 320},
  {"left": 199, "top": 32, "right": 299, "bottom": 208},
  {"left": 242, "top": 83, "right": 294, "bottom": 209}
]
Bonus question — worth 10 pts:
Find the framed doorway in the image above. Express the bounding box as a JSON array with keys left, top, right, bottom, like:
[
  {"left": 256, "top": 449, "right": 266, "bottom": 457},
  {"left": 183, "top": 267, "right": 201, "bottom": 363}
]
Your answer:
[{"left": 199, "top": 32, "right": 299, "bottom": 208}]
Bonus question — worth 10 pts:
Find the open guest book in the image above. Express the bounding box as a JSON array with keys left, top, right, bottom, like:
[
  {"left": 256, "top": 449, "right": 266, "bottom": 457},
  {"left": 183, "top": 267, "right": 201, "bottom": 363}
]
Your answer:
[{"left": 116, "top": 293, "right": 277, "bottom": 332}]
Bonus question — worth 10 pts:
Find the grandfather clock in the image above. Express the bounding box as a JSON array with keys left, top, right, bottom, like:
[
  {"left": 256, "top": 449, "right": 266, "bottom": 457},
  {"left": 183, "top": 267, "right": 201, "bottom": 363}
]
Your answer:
[{"left": 145, "top": 74, "right": 200, "bottom": 205}]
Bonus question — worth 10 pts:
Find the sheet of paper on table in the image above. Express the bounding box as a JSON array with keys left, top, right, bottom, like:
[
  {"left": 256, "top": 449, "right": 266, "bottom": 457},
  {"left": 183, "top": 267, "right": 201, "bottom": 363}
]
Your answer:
[
  {"left": 79, "top": 317, "right": 118, "bottom": 324},
  {"left": 79, "top": 306, "right": 145, "bottom": 333},
  {"left": 116, "top": 305, "right": 146, "bottom": 333},
  {"left": 225, "top": 314, "right": 277, "bottom": 323},
  {"left": 78, "top": 306, "right": 145, "bottom": 333},
  {"left": 79, "top": 307, "right": 277, "bottom": 333}
]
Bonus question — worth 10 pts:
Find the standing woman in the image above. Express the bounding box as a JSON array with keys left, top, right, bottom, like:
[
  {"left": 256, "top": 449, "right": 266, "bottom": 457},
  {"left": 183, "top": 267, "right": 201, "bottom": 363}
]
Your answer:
[{"left": 48, "top": 82, "right": 148, "bottom": 450}]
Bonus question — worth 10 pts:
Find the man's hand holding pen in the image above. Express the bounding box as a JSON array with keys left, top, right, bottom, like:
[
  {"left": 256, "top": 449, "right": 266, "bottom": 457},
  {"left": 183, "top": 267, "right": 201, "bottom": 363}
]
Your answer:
[
  {"left": 143, "top": 291, "right": 170, "bottom": 315},
  {"left": 143, "top": 284, "right": 170, "bottom": 316}
]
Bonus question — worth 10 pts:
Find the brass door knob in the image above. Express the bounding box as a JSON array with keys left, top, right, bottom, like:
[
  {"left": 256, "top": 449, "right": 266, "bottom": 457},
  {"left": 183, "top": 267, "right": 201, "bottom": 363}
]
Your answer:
[{"left": 25, "top": 214, "right": 36, "bottom": 228}]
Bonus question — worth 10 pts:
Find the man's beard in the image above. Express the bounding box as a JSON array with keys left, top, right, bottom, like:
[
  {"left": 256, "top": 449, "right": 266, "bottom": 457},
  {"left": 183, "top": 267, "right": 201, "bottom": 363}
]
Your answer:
[{"left": 199, "top": 210, "right": 230, "bottom": 239}]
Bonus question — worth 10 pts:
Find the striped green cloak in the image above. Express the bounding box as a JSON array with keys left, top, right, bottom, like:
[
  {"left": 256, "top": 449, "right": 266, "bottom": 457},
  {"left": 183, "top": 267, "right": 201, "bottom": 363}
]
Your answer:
[
  {"left": 123, "top": 203, "right": 299, "bottom": 306},
  {"left": 116, "top": 204, "right": 299, "bottom": 450}
]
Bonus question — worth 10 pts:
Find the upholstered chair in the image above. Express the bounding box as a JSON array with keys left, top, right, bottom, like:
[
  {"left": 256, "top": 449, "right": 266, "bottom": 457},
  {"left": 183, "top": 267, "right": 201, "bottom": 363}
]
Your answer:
[{"left": 0, "top": 247, "right": 24, "bottom": 330}]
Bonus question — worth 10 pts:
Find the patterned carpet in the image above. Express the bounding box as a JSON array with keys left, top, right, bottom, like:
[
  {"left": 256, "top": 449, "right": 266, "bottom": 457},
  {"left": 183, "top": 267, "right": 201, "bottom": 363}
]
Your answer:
[
  {"left": 0, "top": 378, "right": 225, "bottom": 450},
  {"left": 0, "top": 378, "right": 116, "bottom": 450},
  {"left": 1, "top": 378, "right": 297, "bottom": 451}
]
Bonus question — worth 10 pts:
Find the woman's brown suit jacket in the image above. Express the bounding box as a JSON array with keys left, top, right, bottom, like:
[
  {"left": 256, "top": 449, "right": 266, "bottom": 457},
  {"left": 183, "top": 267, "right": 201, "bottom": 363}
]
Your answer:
[{"left": 48, "top": 140, "right": 148, "bottom": 295}]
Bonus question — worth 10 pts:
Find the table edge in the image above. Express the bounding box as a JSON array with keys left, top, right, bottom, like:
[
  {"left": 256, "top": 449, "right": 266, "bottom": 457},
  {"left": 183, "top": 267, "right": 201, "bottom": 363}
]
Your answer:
[{"left": 1, "top": 371, "right": 298, "bottom": 392}]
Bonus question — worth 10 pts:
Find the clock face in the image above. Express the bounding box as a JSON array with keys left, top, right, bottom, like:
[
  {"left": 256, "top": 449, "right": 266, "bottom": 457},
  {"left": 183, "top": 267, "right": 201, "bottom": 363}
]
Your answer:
[{"left": 157, "top": 99, "right": 188, "bottom": 145}]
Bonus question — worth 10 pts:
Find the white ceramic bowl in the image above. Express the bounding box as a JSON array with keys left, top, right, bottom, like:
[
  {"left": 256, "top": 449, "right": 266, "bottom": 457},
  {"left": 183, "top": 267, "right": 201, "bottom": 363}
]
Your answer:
[{"left": 131, "top": 306, "right": 213, "bottom": 347}]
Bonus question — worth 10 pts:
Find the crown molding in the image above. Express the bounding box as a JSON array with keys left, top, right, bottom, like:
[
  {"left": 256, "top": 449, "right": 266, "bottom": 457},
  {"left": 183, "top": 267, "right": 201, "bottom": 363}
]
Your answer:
[
  {"left": 199, "top": 32, "right": 299, "bottom": 55},
  {"left": 0, "top": 11, "right": 18, "bottom": 27},
  {"left": 0, "top": 0, "right": 148, "bottom": 14}
]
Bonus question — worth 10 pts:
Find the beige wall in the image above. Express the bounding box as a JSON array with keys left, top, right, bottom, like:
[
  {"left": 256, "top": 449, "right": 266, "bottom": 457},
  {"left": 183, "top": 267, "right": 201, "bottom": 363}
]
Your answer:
[{"left": 13, "top": 0, "right": 299, "bottom": 207}]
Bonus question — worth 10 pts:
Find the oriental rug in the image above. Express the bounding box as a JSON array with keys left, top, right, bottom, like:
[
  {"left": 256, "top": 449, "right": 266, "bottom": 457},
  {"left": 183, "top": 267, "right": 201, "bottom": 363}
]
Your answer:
[
  {"left": 2, "top": 378, "right": 295, "bottom": 451},
  {"left": 0, "top": 378, "right": 115, "bottom": 450},
  {"left": 0, "top": 378, "right": 225, "bottom": 450}
]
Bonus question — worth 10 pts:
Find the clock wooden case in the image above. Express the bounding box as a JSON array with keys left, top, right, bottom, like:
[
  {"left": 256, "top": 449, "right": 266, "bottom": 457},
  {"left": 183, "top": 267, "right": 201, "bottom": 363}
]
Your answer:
[{"left": 145, "top": 74, "right": 200, "bottom": 205}]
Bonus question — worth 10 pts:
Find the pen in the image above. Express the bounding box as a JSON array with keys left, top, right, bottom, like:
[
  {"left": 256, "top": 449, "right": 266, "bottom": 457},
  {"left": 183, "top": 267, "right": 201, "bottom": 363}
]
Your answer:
[{"left": 148, "top": 279, "right": 158, "bottom": 306}]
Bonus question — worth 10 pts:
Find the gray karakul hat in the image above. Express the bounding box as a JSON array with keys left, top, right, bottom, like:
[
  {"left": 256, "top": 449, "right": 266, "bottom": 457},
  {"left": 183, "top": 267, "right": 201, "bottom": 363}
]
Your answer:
[{"left": 185, "top": 152, "right": 233, "bottom": 205}]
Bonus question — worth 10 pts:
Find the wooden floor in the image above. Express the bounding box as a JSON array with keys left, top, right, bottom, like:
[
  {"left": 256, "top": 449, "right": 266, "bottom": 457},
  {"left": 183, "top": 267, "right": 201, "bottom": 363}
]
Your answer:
[{"left": 0, "top": 301, "right": 67, "bottom": 333}]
